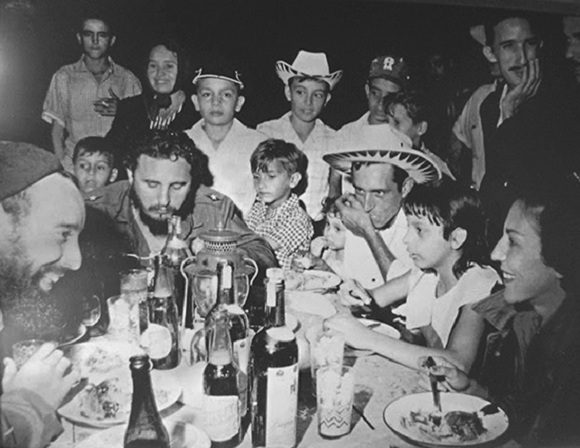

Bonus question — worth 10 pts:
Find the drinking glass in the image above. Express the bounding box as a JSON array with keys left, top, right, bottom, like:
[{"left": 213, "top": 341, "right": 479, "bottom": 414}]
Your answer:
[
  {"left": 307, "top": 326, "right": 345, "bottom": 396},
  {"left": 107, "top": 294, "right": 140, "bottom": 345},
  {"left": 316, "top": 366, "right": 355, "bottom": 438}
]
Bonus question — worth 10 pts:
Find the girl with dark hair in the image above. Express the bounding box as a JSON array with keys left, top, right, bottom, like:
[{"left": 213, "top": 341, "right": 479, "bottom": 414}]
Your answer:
[
  {"left": 106, "top": 37, "right": 197, "bottom": 165},
  {"left": 327, "top": 181, "right": 499, "bottom": 372}
]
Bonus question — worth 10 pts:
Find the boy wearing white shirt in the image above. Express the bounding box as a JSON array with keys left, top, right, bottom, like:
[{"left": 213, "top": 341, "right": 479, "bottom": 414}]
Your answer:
[{"left": 187, "top": 61, "right": 265, "bottom": 216}]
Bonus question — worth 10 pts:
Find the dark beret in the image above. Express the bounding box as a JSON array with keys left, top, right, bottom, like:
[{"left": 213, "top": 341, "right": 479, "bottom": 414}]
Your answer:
[{"left": 0, "top": 141, "right": 63, "bottom": 201}]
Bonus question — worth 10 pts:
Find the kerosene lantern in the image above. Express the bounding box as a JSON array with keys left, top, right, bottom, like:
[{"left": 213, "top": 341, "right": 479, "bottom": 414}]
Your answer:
[{"left": 180, "top": 228, "right": 258, "bottom": 322}]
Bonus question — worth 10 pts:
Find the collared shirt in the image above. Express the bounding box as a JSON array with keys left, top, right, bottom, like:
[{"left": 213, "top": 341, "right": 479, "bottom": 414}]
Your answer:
[
  {"left": 246, "top": 194, "right": 313, "bottom": 270},
  {"left": 471, "top": 289, "right": 541, "bottom": 396},
  {"left": 452, "top": 82, "right": 497, "bottom": 189},
  {"left": 335, "top": 112, "right": 372, "bottom": 150},
  {"left": 405, "top": 264, "right": 500, "bottom": 347},
  {"left": 187, "top": 118, "right": 266, "bottom": 216},
  {"left": 42, "top": 56, "right": 141, "bottom": 166},
  {"left": 472, "top": 289, "right": 580, "bottom": 445},
  {"left": 257, "top": 112, "right": 338, "bottom": 220},
  {"left": 342, "top": 208, "right": 412, "bottom": 289},
  {"left": 84, "top": 180, "right": 277, "bottom": 270}
]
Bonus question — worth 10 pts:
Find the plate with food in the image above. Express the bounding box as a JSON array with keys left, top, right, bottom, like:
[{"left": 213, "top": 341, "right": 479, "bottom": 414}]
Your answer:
[
  {"left": 63, "top": 342, "right": 129, "bottom": 380},
  {"left": 383, "top": 392, "right": 509, "bottom": 447},
  {"left": 75, "top": 418, "right": 210, "bottom": 448},
  {"left": 284, "top": 270, "right": 341, "bottom": 292},
  {"left": 58, "top": 374, "right": 181, "bottom": 428}
]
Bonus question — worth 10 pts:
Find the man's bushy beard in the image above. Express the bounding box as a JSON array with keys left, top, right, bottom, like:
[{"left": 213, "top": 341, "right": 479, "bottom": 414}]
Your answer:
[
  {"left": 0, "top": 242, "right": 68, "bottom": 340},
  {"left": 130, "top": 184, "right": 197, "bottom": 236}
]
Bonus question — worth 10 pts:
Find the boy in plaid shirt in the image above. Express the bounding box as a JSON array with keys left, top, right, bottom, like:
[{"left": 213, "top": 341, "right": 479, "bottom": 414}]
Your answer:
[{"left": 246, "top": 139, "right": 313, "bottom": 269}]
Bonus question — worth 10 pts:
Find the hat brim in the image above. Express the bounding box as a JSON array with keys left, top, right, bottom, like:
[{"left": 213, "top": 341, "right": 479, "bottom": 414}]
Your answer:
[
  {"left": 275, "top": 61, "right": 343, "bottom": 90},
  {"left": 192, "top": 74, "right": 244, "bottom": 90},
  {"left": 369, "top": 73, "right": 407, "bottom": 88},
  {"left": 323, "top": 148, "right": 441, "bottom": 184}
]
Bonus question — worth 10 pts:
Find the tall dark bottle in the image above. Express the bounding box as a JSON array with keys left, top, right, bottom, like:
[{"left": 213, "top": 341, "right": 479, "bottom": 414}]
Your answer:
[
  {"left": 124, "top": 355, "right": 170, "bottom": 448},
  {"left": 203, "top": 310, "right": 241, "bottom": 447},
  {"left": 161, "top": 215, "right": 192, "bottom": 327},
  {"left": 149, "top": 263, "right": 181, "bottom": 369},
  {"left": 250, "top": 268, "right": 298, "bottom": 448},
  {"left": 205, "top": 261, "right": 250, "bottom": 417}
]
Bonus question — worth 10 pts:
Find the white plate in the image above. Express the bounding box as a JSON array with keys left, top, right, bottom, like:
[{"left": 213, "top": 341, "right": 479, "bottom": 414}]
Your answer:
[
  {"left": 383, "top": 392, "right": 509, "bottom": 447},
  {"left": 75, "top": 419, "right": 210, "bottom": 448},
  {"left": 345, "top": 319, "right": 401, "bottom": 357},
  {"left": 63, "top": 341, "right": 135, "bottom": 381},
  {"left": 58, "top": 376, "right": 181, "bottom": 428},
  {"left": 285, "top": 270, "right": 341, "bottom": 292}
]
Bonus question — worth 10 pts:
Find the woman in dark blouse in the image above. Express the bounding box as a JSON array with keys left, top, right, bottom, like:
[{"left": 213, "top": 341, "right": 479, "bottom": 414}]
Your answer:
[
  {"left": 425, "top": 179, "right": 580, "bottom": 447},
  {"left": 107, "top": 37, "right": 196, "bottom": 163}
]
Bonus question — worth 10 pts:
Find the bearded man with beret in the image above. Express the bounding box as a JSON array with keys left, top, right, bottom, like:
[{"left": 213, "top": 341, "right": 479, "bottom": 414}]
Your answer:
[{"left": 0, "top": 142, "right": 84, "bottom": 448}]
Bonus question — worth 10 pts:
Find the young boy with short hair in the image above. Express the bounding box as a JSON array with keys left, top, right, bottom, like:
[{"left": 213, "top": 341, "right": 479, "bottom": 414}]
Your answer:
[
  {"left": 246, "top": 139, "right": 313, "bottom": 270},
  {"left": 257, "top": 51, "right": 343, "bottom": 224},
  {"left": 187, "top": 60, "right": 265, "bottom": 216},
  {"left": 385, "top": 91, "right": 455, "bottom": 180},
  {"left": 73, "top": 136, "right": 118, "bottom": 194}
]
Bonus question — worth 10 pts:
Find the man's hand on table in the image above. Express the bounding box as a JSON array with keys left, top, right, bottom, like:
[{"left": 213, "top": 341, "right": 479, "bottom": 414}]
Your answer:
[
  {"left": 335, "top": 193, "right": 375, "bottom": 238},
  {"left": 2, "top": 343, "right": 80, "bottom": 409}
]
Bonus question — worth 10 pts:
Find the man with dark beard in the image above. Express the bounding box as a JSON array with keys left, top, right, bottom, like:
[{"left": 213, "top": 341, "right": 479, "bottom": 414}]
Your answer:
[
  {"left": 0, "top": 142, "right": 84, "bottom": 448},
  {"left": 85, "top": 130, "right": 277, "bottom": 269}
]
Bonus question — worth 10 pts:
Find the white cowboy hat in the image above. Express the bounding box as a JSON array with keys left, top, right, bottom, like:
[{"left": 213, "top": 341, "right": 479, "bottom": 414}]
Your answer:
[
  {"left": 323, "top": 125, "right": 441, "bottom": 184},
  {"left": 275, "top": 50, "right": 343, "bottom": 90}
]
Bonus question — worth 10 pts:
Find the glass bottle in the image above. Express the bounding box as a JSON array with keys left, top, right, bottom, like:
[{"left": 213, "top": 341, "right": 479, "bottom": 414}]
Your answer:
[
  {"left": 161, "top": 215, "right": 192, "bottom": 327},
  {"left": 124, "top": 355, "right": 170, "bottom": 448},
  {"left": 250, "top": 268, "right": 298, "bottom": 448},
  {"left": 148, "top": 263, "right": 181, "bottom": 369},
  {"left": 205, "top": 260, "right": 250, "bottom": 418},
  {"left": 203, "top": 310, "right": 241, "bottom": 447}
]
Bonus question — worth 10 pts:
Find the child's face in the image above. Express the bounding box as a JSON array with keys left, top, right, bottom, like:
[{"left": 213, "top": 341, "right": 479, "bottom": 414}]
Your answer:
[
  {"left": 74, "top": 151, "right": 116, "bottom": 193},
  {"left": 253, "top": 160, "right": 299, "bottom": 208},
  {"left": 324, "top": 214, "right": 346, "bottom": 250},
  {"left": 403, "top": 214, "right": 454, "bottom": 272},
  {"left": 193, "top": 77, "right": 244, "bottom": 127},
  {"left": 285, "top": 79, "right": 329, "bottom": 124},
  {"left": 387, "top": 103, "right": 424, "bottom": 148}
]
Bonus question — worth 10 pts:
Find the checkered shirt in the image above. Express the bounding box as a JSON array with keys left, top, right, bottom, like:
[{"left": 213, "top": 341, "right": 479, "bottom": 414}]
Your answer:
[{"left": 246, "top": 194, "right": 313, "bottom": 270}]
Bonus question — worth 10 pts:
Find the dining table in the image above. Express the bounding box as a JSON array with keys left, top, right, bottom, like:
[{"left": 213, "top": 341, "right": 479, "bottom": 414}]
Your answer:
[{"left": 50, "top": 289, "right": 522, "bottom": 448}]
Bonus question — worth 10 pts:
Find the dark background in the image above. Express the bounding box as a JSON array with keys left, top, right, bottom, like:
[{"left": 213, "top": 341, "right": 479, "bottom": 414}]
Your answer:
[{"left": 0, "top": 0, "right": 568, "bottom": 150}]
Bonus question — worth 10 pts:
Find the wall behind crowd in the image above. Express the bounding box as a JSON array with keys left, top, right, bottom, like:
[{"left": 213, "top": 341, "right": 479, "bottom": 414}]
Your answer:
[{"left": 0, "top": 0, "right": 568, "bottom": 149}]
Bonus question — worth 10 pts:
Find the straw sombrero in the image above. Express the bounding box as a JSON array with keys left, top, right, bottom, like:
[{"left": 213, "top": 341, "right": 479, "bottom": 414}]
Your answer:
[
  {"left": 323, "top": 125, "right": 441, "bottom": 184},
  {"left": 276, "top": 50, "right": 343, "bottom": 90}
]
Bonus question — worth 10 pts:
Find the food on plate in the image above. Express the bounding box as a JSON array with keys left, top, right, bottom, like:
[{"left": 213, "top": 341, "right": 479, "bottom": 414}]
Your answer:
[
  {"left": 401, "top": 409, "right": 486, "bottom": 443},
  {"left": 284, "top": 270, "right": 338, "bottom": 291},
  {"left": 79, "top": 378, "right": 129, "bottom": 420},
  {"left": 82, "top": 347, "right": 124, "bottom": 375},
  {"left": 77, "top": 376, "right": 170, "bottom": 421}
]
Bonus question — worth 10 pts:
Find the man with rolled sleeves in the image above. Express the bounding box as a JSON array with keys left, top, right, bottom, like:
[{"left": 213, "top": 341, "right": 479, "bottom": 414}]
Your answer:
[
  {"left": 85, "top": 130, "right": 277, "bottom": 272},
  {"left": 0, "top": 142, "right": 84, "bottom": 448}
]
